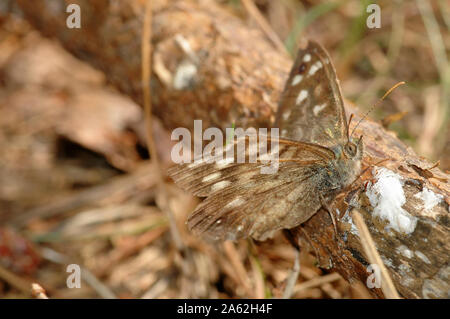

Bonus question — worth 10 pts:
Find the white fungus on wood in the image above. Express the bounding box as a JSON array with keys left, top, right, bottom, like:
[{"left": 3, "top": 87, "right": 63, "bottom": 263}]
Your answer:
[
  {"left": 173, "top": 60, "right": 198, "bottom": 90},
  {"left": 414, "top": 187, "right": 444, "bottom": 218},
  {"left": 340, "top": 208, "right": 359, "bottom": 236},
  {"left": 396, "top": 245, "right": 414, "bottom": 259},
  {"left": 415, "top": 251, "right": 431, "bottom": 264},
  {"left": 366, "top": 167, "right": 418, "bottom": 235}
]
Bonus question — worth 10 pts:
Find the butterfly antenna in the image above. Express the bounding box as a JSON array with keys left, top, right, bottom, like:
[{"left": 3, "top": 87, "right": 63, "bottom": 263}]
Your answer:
[
  {"left": 350, "top": 81, "right": 406, "bottom": 139},
  {"left": 347, "top": 113, "right": 354, "bottom": 140}
]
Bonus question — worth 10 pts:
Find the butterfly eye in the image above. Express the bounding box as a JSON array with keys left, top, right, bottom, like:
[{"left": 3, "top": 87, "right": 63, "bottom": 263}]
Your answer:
[{"left": 345, "top": 143, "right": 357, "bottom": 156}]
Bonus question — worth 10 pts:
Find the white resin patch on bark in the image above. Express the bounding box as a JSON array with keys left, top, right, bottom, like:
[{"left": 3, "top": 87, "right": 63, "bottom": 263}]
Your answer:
[
  {"left": 340, "top": 208, "right": 359, "bottom": 236},
  {"left": 366, "top": 167, "right": 418, "bottom": 235},
  {"left": 396, "top": 245, "right": 414, "bottom": 258},
  {"left": 414, "top": 187, "right": 444, "bottom": 218},
  {"left": 415, "top": 251, "right": 431, "bottom": 264},
  {"left": 381, "top": 255, "right": 394, "bottom": 268},
  {"left": 422, "top": 266, "right": 450, "bottom": 298},
  {"left": 173, "top": 61, "right": 197, "bottom": 90}
]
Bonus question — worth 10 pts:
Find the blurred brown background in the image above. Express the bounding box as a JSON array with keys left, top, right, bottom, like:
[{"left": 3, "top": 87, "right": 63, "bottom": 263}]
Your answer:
[{"left": 0, "top": 0, "right": 448, "bottom": 298}]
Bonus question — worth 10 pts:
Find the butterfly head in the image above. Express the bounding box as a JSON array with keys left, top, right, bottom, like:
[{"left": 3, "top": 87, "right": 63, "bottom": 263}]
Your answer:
[
  {"left": 341, "top": 113, "right": 363, "bottom": 161},
  {"left": 343, "top": 136, "right": 363, "bottom": 161}
]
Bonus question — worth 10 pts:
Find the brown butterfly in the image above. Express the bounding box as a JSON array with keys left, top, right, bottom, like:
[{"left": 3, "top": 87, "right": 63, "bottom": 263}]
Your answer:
[{"left": 168, "top": 40, "right": 363, "bottom": 241}]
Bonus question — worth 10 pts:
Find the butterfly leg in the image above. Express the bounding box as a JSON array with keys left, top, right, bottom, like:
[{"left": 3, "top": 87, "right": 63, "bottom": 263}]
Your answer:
[
  {"left": 319, "top": 194, "right": 338, "bottom": 239},
  {"left": 282, "top": 229, "right": 301, "bottom": 299}
]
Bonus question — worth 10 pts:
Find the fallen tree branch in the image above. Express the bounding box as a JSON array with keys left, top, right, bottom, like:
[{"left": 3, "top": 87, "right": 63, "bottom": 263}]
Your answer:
[{"left": 16, "top": 0, "right": 449, "bottom": 298}]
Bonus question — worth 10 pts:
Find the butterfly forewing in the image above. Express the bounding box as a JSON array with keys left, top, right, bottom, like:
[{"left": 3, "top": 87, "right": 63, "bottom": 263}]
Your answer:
[{"left": 275, "top": 41, "right": 348, "bottom": 147}]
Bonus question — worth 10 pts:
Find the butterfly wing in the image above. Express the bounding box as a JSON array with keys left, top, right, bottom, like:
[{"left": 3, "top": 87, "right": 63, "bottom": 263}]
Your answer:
[
  {"left": 168, "top": 137, "right": 335, "bottom": 240},
  {"left": 169, "top": 40, "right": 350, "bottom": 241},
  {"left": 275, "top": 40, "right": 349, "bottom": 147}
]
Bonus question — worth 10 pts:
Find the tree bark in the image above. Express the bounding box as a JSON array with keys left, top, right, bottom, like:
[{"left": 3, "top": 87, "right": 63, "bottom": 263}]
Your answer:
[{"left": 16, "top": 0, "right": 449, "bottom": 298}]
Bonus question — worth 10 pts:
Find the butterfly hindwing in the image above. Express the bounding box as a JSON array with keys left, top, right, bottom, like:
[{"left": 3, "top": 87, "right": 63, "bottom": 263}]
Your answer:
[{"left": 168, "top": 137, "right": 334, "bottom": 240}]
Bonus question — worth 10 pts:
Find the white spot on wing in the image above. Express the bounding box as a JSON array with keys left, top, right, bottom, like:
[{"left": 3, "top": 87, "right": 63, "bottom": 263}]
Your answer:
[
  {"left": 216, "top": 157, "right": 234, "bottom": 169},
  {"left": 366, "top": 167, "right": 418, "bottom": 234},
  {"left": 303, "top": 54, "right": 311, "bottom": 62},
  {"left": 308, "top": 61, "right": 323, "bottom": 76},
  {"left": 282, "top": 110, "right": 291, "bottom": 120},
  {"left": 296, "top": 90, "right": 308, "bottom": 105},
  {"left": 291, "top": 74, "right": 303, "bottom": 86},
  {"left": 313, "top": 103, "right": 327, "bottom": 116},
  {"left": 225, "top": 197, "right": 245, "bottom": 209},
  {"left": 211, "top": 180, "right": 231, "bottom": 192},
  {"left": 202, "top": 172, "right": 221, "bottom": 182}
]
